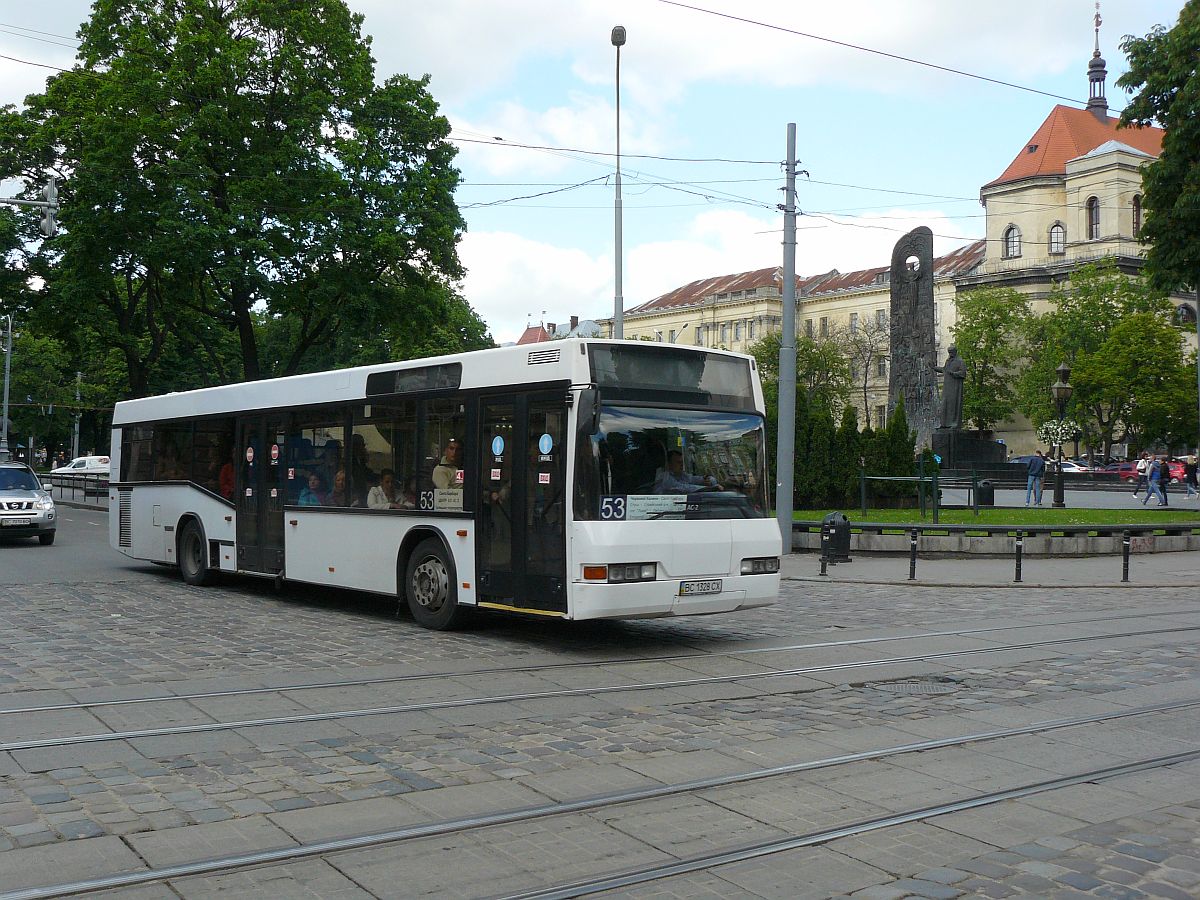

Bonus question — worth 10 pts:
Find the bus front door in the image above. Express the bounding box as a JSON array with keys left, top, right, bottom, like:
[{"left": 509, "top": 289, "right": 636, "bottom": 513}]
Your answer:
[
  {"left": 235, "top": 417, "right": 287, "bottom": 575},
  {"left": 477, "top": 394, "right": 566, "bottom": 613}
]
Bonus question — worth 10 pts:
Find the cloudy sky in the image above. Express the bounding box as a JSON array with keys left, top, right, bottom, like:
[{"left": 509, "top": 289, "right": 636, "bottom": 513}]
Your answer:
[{"left": 0, "top": 0, "right": 1184, "bottom": 343}]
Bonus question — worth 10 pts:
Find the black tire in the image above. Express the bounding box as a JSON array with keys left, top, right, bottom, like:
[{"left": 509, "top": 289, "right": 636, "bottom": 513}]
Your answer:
[
  {"left": 38, "top": 531, "right": 55, "bottom": 546},
  {"left": 404, "top": 537, "right": 465, "bottom": 630},
  {"left": 179, "top": 520, "right": 214, "bottom": 586}
]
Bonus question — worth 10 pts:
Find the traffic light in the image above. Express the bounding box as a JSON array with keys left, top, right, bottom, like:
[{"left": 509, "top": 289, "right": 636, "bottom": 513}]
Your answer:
[{"left": 39, "top": 176, "right": 57, "bottom": 238}]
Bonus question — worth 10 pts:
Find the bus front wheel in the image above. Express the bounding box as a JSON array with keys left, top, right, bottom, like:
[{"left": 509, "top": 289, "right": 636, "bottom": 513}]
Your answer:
[
  {"left": 405, "top": 538, "right": 464, "bottom": 630},
  {"left": 179, "top": 520, "right": 214, "bottom": 587}
]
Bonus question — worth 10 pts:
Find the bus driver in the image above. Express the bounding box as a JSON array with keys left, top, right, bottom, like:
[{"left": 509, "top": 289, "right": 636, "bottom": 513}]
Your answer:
[{"left": 654, "top": 450, "right": 721, "bottom": 494}]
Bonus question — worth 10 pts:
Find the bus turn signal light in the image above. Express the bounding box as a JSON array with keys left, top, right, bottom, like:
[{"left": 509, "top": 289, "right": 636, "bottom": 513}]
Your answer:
[{"left": 583, "top": 565, "right": 608, "bottom": 581}]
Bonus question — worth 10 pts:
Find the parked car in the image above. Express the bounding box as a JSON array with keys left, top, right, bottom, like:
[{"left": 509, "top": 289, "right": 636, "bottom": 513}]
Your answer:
[
  {"left": 0, "top": 460, "right": 56, "bottom": 545},
  {"left": 1166, "top": 460, "right": 1185, "bottom": 484},
  {"left": 1007, "top": 454, "right": 1040, "bottom": 467},
  {"left": 1057, "top": 459, "right": 1090, "bottom": 473},
  {"left": 1103, "top": 462, "right": 1139, "bottom": 481}
]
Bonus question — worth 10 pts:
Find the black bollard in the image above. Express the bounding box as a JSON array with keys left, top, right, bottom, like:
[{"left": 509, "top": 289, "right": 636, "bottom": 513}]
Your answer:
[
  {"left": 1122, "top": 529, "right": 1130, "bottom": 583},
  {"left": 819, "top": 556, "right": 829, "bottom": 577},
  {"left": 908, "top": 528, "right": 918, "bottom": 581},
  {"left": 1014, "top": 529, "right": 1023, "bottom": 583}
]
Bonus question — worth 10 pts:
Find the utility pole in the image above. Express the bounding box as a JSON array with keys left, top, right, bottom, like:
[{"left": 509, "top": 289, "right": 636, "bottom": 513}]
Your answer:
[
  {"left": 775, "top": 124, "right": 798, "bottom": 544},
  {"left": 0, "top": 314, "right": 11, "bottom": 461}
]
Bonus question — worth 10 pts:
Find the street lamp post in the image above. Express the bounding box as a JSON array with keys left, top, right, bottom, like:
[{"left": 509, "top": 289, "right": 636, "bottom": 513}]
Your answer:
[
  {"left": 1051, "top": 361, "right": 1073, "bottom": 509},
  {"left": 1, "top": 314, "right": 13, "bottom": 461},
  {"left": 611, "top": 25, "right": 626, "bottom": 340}
]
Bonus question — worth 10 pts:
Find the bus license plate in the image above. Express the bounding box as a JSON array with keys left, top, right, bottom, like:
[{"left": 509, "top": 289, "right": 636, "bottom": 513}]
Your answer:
[
  {"left": 679, "top": 579, "right": 722, "bottom": 596},
  {"left": 2, "top": 518, "right": 31, "bottom": 527}
]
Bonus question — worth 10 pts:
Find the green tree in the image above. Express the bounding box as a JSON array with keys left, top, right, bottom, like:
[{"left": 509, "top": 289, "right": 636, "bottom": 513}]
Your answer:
[
  {"left": 950, "top": 286, "right": 1030, "bottom": 430},
  {"left": 1118, "top": 3, "right": 1200, "bottom": 293},
  {"left": 1017, "top": 262, "right": 1171, "bottom": 456},
  {"left": 804, "top": 404, "right": 836, "bottom": 507},
  {"left": 1074, "top": 313, "right": 1197, "bottom": 450},
  {"left": 833, "top": 404, "right": 861, "bottom": 507},
  {"left": 746, "top": 330, "right": 851, "bottom": 412},
  {"left": 6, "top": 0, "right": 479, "bottom": 392}
]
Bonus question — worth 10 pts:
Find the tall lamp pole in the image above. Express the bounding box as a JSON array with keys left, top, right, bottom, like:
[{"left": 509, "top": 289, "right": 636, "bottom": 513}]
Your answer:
[
  {"left": 1051, "top": 361, "right": 1073, "bottom": 509},
  {"left": 611, "top": 25, "right": 626, "bottom": 340},
  {"left": 1, "top": 314, "right": 13, "bottom": 461}
]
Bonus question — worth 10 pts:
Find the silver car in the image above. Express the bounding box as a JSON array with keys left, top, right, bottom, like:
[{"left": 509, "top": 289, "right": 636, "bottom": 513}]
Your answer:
[{"left": 0, "top": 461, "right": 56, "bottom": 545}]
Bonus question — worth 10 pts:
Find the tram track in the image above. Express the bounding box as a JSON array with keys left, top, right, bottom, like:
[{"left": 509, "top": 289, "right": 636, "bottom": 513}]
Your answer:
[
  {"left": 3, "top": 621, "right": 1199, "bottom": 754},
  {"left": 2, "top": 605, "right": 1195, "bottom": 718},
  {"left": 5, "top": 694, "right": 1199, "bottom": 900},
  {"left": 504, "top": 746, "right": 1200, "bottom": 900}
]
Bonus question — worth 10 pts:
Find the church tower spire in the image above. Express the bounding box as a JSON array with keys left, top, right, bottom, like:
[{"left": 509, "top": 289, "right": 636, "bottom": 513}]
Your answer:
[{"left": 1087, "top": 1, "right": 1108, "bottom": 119}]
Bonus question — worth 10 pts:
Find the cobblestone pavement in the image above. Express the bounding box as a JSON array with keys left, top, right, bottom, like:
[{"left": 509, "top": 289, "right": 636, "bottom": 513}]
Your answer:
[{"left": 3, "top": 538, "right": 1200, "bottom": 897}]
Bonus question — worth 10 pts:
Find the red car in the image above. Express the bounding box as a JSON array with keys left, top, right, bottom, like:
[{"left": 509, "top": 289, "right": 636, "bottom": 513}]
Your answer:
[
  {"left": 1108, "top": 460, "right": 1185, "bottom": 483},
  {"left": 1105, "top": 462, "right": 1139, "bottom": 481}
]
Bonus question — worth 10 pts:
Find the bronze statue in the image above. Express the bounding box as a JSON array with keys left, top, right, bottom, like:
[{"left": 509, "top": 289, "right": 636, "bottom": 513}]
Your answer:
[{"left": 935, "top": 345, "right": 966, "bottom": 430}]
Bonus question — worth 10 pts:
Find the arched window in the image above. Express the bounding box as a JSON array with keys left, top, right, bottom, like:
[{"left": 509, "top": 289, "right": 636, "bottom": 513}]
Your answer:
[
  {"left": 1003, "top": 225, "right": 1021, "bottom": 259},
  {"left": 1087, "top": 196, "right": 1100, "bottom": 240},
  {"left": 1049, "top": 223, "right": 1065, "bottom": 255},
  {"left": 1132, "top": 194, "right": 1142, "bottom": 237}
]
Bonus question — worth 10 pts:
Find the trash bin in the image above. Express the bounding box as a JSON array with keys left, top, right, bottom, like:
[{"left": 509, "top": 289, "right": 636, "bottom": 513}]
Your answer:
[
  {"left": 977, "top": 479, "right": 995, "bottom": 506},
  {"left": 819, "top": 511, "right": 852, "bottom": 563}
]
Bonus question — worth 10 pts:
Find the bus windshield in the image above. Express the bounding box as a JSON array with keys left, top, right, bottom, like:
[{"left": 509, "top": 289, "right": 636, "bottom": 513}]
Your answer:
[{"left": 576, "top": 406, "right": 767, "bottom": 521}]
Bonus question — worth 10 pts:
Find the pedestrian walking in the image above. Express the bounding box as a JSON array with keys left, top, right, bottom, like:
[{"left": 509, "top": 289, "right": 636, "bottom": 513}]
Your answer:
[
  {"left": 1025, "top": 450, "right": 1046, "bottom": 507},
  {"left": 1132, "top": 451, "right": 1150, "bottom": 497},
  {"left": 1142, "top": 456, "right": 1167, "bottom": 506},
  {"left": 1185, "top": 454, "right": 1198, "bottom": 500}
]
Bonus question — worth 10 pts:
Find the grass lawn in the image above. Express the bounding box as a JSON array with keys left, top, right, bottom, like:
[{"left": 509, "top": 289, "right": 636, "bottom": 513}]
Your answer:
[{"left": 793, "top": 506, "right": 1200, "bottom": 527}]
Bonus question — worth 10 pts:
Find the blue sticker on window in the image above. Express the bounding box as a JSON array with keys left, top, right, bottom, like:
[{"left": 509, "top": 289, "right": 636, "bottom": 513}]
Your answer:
[
  {"left": 491, "top": 435, "right": 505, "bottom": 456},
  {"left": 538, "top": 433, "right": 553, "bottom": 455}
]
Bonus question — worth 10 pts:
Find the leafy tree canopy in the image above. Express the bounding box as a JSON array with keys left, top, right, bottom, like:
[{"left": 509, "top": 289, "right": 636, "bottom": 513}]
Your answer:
[
  {"left": 747, "top": 329, "right": 851, "bottom": 414},
  {"left": 4, "top": 0, "right": 486, "bottom": 396},
  {"left": 1119, "top": 2, "right": 1200, "bottom": 293}
]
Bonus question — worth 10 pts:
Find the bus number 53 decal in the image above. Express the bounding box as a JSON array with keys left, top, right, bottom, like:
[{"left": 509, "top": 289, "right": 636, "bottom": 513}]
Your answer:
[{"left": 599, "top": 496, "right": 627, "bottom": 521}]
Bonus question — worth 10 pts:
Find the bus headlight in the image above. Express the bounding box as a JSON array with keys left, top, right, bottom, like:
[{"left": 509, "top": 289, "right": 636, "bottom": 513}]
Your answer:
[
  {"left": 740, "top": 556, "right": 780, "bottom": 575},
  {"left": 583, "top": 563, "right": 656, "bottom": 583}
]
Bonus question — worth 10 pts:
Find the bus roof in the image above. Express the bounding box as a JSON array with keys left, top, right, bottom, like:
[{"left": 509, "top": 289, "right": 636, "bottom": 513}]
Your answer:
[{"left": 111, "top": 340, "right": 757, "bottom": 425}]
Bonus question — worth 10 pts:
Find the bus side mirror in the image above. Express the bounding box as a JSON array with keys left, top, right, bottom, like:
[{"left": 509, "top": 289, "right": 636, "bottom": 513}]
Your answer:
[{"left": 577, "top": 388, "right": 600, "bottom": 437}]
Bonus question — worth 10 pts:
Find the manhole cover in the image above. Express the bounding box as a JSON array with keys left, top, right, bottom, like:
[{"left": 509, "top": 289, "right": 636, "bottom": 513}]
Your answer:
[{"left": 861, "top": 676, "right": 961, "bottom": 695}]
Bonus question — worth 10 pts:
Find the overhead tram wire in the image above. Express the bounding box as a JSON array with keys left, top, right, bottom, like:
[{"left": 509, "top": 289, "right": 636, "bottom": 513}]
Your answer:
[{"left": 655, "top": 0, "right": 1088, "bottom": 106}]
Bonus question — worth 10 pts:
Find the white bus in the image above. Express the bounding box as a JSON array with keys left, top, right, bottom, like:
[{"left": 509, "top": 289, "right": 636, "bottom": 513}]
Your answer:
[{"left": 109, "top": 341, "right": 781, "bottom": 629}]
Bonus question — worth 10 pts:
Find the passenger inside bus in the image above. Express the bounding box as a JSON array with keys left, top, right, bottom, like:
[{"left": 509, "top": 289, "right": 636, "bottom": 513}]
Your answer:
[
  {"left": 432, "top": 438, "right": 463, "bottom": 490},
  {"left": 298, "top": 473, "right": 326, "bottom": 506},
  {"left": 654, "top": 450, "right": 722, "bottom": 494},
  {"left": 326, "top": 469, "right": 350, "bottom": 507},
  {"left": 368, "top": 469, "right": 413, "bottom": 509}
]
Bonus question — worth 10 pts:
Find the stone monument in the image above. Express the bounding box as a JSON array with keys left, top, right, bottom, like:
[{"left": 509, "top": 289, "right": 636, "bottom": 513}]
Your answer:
[
  {"left": 887, "top": 227, "right": 939, "bottom": 447},
  {"left": 930, "top": 345, "right": 1006, "bottom": 468}
]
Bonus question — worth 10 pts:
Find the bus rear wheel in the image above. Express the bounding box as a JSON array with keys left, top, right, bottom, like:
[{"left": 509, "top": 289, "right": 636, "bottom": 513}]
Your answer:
[
  {"left": 179, "top": 520, "right": 214, "bottom": 587},
  {"left": 405, "top": 538, "right": 464, "bottom": 630}
]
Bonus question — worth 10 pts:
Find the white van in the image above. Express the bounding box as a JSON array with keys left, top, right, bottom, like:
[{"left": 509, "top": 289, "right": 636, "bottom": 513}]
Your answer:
[{"left": 50, "top": 455, "right": 110, "bottom": 475}]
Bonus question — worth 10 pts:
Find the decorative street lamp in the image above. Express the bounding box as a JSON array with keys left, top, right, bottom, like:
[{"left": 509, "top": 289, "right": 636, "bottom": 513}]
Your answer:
[
  {"left": 1051, "top": 361, "right": 1073, "bottom": 508},
  {"left": 611, "top": 24, "right": 626, "bottom": 340}
]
